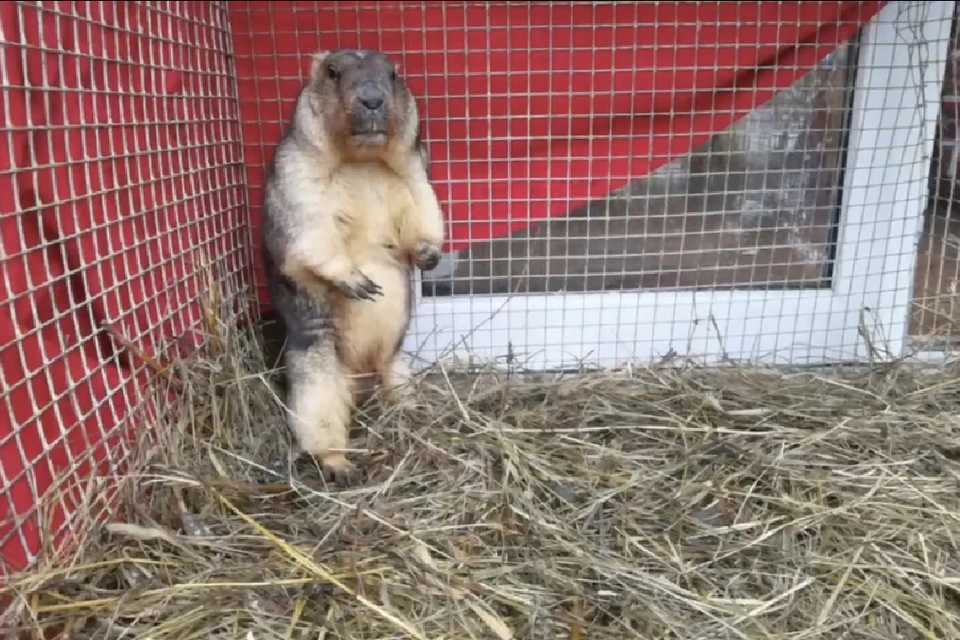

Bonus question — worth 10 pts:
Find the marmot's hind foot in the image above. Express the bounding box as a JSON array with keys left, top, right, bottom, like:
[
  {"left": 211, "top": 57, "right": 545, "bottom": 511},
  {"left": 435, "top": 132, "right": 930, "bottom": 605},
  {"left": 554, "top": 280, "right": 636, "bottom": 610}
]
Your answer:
[
  {"left": 380, "top": 356, "right": 417, "bottom": 406},
  {"left": 318, "top": 453, "right": 361, "bottom": 486}
]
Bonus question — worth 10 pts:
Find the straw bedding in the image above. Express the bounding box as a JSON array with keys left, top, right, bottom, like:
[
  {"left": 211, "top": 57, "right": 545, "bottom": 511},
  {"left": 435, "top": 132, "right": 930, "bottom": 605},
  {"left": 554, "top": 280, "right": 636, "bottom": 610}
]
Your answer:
[{"left": 5, "top": 313, "right": 960, "bottom": 639}]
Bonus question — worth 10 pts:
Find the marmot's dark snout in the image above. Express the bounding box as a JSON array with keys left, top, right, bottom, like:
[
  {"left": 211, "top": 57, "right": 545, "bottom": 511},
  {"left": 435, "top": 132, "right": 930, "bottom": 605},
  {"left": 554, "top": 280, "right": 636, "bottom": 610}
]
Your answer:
[
  {"left": 349, "top": 80, "right": 391, "bottom": 138},
  {"left": 355, "top": 82, "right": 386, "bottom": 113}
]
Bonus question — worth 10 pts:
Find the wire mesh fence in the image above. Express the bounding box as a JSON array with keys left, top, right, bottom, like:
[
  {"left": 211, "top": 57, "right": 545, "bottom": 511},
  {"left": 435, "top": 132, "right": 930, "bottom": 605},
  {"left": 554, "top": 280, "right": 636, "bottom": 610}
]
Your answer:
[
  {"left": 919, "top": 3, "right": 960, "bottom": 349},
  {"left": 235, "top": 0, "right": 954, "bottom": 370},
  {"left": 0, "top": 1, "right": 250, "bottom": 576},
  {"left": 0, "top": 0, "right": 957, "bottom": 578}
]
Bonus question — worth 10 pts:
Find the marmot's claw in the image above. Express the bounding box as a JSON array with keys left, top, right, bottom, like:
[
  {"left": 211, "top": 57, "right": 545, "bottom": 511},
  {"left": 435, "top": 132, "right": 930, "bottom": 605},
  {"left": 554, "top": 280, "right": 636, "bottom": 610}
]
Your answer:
[
  {"left": 318, "top": 454, "right": 360, "bottom": 486},
  {"left": 359, "top": 273, "right": 384, "bottom": 298},
  {"left": 337, "top": 271, "right": 383, "bottom": 300},
  {"left": 415, "top": 242, "right": 442, "bottom": 272},
  {"left": 337, "top": 281, "right": 369, "bottom": 300}
]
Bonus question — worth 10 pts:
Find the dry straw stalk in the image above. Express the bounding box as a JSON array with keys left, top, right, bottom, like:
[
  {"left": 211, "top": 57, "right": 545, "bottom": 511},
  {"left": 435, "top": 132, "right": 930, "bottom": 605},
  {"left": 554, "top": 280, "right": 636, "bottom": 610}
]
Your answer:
[{"left": 4, "top": 295, "right": 960, "bottom": 639}]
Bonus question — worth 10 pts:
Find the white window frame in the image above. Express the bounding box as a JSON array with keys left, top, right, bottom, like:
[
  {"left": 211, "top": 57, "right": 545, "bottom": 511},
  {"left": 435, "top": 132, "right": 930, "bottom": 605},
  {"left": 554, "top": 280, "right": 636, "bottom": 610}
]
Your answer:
[{"left": 404, "top": 0, "right": 955, "bottom": 372}]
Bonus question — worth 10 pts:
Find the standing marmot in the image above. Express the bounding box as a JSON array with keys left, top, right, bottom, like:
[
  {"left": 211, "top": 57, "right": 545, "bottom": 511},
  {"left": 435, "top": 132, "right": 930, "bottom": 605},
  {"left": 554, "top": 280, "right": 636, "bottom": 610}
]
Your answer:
[{"left": 259, "top": 49, "right": 445, "bottom": 484}]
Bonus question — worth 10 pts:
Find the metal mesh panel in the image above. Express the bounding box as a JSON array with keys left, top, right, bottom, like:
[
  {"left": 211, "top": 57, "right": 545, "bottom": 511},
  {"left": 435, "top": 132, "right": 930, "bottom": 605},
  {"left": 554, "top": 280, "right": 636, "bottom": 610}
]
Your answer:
[
  {"left": 917, "top": 2, "right": 960, "bottom": 350},
  {"left": 0, "top": 1, "right": 249, "bottom": 576},
  {"left": 231, "top": 0, "right": 954, "bottom": 370}
]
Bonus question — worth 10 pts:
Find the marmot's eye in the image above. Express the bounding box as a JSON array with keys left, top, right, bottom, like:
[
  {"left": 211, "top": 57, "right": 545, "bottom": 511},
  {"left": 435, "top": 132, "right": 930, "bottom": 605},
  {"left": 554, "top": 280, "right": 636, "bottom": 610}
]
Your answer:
[
  {"left": 390, "top": 69, "right": 397, "bottom": 82},
  {"left": 327, "top": 66, "right": 340, "bottom": 81}
]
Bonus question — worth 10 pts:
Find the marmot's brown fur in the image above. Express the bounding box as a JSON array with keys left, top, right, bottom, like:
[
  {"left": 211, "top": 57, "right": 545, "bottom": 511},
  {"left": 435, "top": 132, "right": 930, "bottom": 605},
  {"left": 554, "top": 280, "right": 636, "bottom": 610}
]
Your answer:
[{"left": 259, "top": 49, "right": 445, "bottom": 484}]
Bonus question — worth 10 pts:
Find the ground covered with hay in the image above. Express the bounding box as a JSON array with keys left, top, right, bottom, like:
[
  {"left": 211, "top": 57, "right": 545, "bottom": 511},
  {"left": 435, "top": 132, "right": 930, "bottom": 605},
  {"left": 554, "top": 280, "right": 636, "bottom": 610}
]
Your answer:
[{"left": 5, "top": 317, "right": 960, "bottom": 639}]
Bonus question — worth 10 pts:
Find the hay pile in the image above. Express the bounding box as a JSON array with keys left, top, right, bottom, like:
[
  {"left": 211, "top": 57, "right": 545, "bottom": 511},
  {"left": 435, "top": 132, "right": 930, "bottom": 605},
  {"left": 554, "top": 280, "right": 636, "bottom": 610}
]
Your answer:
[{"left": 5, "top": 315, "right": 960, "bottom": 639}]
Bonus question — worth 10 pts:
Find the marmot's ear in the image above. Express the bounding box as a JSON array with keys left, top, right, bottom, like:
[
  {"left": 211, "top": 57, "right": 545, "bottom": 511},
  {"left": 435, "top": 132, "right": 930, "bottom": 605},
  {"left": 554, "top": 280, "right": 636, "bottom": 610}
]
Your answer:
[{"left": 309, "top": 50, "right": 330, "bottom": 77}]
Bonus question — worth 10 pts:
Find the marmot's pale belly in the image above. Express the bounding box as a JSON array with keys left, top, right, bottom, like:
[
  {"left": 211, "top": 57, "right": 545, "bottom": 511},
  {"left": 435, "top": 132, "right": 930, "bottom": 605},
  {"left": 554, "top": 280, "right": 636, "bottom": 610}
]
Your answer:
[{"left": 334, "top": 257, "right": 410, "bottom": 375}]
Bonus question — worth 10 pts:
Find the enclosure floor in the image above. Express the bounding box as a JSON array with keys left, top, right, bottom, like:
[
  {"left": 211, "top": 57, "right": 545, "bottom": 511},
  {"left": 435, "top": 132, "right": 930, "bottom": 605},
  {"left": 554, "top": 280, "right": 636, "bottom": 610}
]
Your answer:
[{"left": 5, "top": 317, "right": 960, "bottom": 639}]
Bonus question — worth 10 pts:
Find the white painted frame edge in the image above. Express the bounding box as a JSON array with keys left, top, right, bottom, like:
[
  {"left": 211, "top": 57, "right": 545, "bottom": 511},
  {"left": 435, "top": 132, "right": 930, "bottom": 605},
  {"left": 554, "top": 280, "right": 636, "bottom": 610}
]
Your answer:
[{"left": 404, "top": 0, "right": 954, "bottom": 372}]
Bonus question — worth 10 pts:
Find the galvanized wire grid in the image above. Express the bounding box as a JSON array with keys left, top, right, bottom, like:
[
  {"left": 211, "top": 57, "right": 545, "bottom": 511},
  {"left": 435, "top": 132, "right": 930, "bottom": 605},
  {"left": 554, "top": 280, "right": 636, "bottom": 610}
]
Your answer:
[
  {"left": 921, "top": 3, "right": 960, "bottom": 349},
  {"left": 0, "top": 1, "right": 249, "bottom": 575},
  {"left": 232, "top": 1, "right": 955, "bottom": 369}
]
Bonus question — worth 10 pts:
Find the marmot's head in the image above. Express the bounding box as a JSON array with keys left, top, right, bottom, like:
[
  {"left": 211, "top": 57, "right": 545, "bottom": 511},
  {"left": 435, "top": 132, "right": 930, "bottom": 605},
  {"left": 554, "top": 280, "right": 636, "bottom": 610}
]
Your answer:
[{"left": 304, "top": 49, "right": 419, "bottom": 158}]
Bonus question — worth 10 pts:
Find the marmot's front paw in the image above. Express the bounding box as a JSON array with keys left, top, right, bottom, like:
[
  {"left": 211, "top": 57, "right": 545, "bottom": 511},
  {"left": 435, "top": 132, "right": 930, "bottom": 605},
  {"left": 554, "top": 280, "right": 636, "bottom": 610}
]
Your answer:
[
  {"left": 415, "top": 241, "right": 442, "bottom": 272},
  {"left": 336, "top": 271, "right": 383, "bottom": 301}
]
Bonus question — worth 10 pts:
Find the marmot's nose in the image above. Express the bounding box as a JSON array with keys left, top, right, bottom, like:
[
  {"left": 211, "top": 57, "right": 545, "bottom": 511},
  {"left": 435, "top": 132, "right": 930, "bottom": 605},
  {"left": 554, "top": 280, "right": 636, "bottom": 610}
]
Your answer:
[
  {"left": 356, "top": 85, "right": 385, "bottom": 111},
  {"left": 360, "top": 95, "right": 383, "bottom": 110}
]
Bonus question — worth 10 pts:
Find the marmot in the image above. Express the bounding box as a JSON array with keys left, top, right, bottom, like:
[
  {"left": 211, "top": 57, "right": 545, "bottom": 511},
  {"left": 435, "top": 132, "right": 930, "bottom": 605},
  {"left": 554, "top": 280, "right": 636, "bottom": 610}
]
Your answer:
[{"left": 259, "top": 49, "right": 445, "bottom": 484}]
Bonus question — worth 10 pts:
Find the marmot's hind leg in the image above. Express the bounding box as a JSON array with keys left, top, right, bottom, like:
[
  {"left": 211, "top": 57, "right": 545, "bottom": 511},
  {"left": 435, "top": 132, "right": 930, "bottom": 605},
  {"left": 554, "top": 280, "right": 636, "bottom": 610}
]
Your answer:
[
  {"left": 379, "top": 354, "right": 416, "bottom": 405},
  {"left": 285, "top": 342, "right": 358, "bottom": 485}
]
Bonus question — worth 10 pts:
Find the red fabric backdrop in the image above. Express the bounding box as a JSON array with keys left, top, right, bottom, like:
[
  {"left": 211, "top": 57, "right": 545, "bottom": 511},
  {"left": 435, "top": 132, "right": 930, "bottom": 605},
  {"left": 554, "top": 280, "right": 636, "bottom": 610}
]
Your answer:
[
  {"left": 230, "top": 0, "right": 885, "bottom": 262},
  {"left": 0, "top": 1, "right": 884, "bottom": 575}
]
